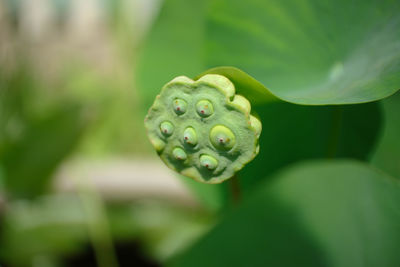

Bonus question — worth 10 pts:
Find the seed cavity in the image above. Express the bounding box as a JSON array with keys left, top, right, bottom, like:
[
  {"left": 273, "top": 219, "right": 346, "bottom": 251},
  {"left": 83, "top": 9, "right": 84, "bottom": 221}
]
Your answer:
[
  {"left": 196, "top": 99, "right": 214, "bottom": 117},
  {"left": 210, "top": 125, "right": 236, "bottom": 150},
  {"left": 183, "top": 127, "right": 198, "bottom": 146},
  {"left": 160, "top": 121, "right": 174, "bottom": 136},
  {"left": 200, "top": 154, "right": 218, "bottom": 170},
  {"left": 173, "top": 98, "right": 187, "bottom": 115},
  {"left": 172, "top": 147, "right": 187, "bottom": 161}
]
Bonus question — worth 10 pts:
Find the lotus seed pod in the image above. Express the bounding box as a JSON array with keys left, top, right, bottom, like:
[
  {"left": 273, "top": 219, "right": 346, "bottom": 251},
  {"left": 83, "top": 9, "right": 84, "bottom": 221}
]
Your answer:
[{"left": 144, "top": 74, "right": 262, "bottom": 184}]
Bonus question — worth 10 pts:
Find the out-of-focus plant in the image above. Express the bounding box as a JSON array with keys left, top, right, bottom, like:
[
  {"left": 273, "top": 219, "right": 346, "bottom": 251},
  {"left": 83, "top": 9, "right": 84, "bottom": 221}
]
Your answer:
[{"left": 0, "top": 63, "right": 89, "bottom": 198}]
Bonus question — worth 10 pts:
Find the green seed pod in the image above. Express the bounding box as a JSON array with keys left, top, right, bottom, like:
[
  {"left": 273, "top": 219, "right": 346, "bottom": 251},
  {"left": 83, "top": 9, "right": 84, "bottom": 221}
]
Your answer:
[{"left": 144, "top": 74, "right": 262, "bottom": 184}]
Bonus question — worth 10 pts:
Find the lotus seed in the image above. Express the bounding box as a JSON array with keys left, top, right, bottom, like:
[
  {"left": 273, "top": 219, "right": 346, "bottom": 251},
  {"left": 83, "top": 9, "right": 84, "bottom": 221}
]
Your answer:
[
  {"left": 183, "top": 127, "right": 198, "bottom": 146},
  {"left": 200, "top": 154, "right": 218, "bottom": 170},
  {"left": 172, "top": 147, "right": 187, "bottom": 161},
  {"left": 196, "top": 100, "right": 214, "bottom": 117},
  {"left": 173, "top": 98, "right": 187, "bottom": 115},
  {"left": 210, "top": 125, "right": 236, "bottom": 150},
  {"left": 160, "top": 121, "right": 174, "bottom": 136}
]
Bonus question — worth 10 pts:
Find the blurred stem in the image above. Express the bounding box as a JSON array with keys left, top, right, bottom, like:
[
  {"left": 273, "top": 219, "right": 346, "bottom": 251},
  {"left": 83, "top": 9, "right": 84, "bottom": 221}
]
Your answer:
[
  {"left": 229, "top": 174, "right": 241, "bottom": 205},
  {"left": 327, "top": 106, "right": 343, "bottom": 158},
  {"left": 75, "top": 173, "right": 119, "bottom": 267}
]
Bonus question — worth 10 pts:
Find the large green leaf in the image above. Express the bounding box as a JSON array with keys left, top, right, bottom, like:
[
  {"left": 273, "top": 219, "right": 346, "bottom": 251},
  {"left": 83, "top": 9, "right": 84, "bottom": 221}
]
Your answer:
[
  {"left": 137, "top": 0, "right": 386, "bottom": 207},
  {"left": 170, "top": 160, "right": 400, "bottom": 267},
  {"left": 196, "top": 66, "right": 279, "bottom": 105},
  {"left": 136, "top": 0, "right": 205, "bottom": 111},
  {"left": 239, "top": 101, "right": 382, "bottom": 191},
  {"left": 371, "top": 91, "right": 400, "bottom": 179},
  {"left": 206, "top": 0, "right": 400, "bottom": 104},
  {"left": 138, "top": 0, "right": 400, "bottom": 107}
]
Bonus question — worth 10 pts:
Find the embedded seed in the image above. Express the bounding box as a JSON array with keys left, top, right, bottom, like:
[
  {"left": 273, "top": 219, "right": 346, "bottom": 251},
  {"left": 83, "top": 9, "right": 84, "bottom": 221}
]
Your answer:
[
  {"left": 172, "top": 147, "right": 187, "bottom": 161},
  {"left": 183, "top": 127, "right": 198, "bottom": 146},
  {"left": 196, "top": 100, "right": 214, "bottom": 117},
  {"left": 200, "top": 154, "right": 218, "bottom": 170},
  {"left": 149, "top": 136, "right": 165, "bottom": 152},
  {"left": 210, "top": 125, "right": 236, "bottom": 150},
  {"left": 173, "top": 98, "right": 187, "bottom": 115},
  {"left": 160, "top": 121, "right": 174, "bottom": 136}
]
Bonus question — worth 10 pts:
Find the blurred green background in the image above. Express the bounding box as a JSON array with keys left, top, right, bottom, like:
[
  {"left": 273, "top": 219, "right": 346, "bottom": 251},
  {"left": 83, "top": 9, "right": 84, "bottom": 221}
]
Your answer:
[
  {"left": 0, "top": 0, "right": 399, "bottom": 266},
  {"left": 0, "top": 1, "right": 213, "bottom": 266}
]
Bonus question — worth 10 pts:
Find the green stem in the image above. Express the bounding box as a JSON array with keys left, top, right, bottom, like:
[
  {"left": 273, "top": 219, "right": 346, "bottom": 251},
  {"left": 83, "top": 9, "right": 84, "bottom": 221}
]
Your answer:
[
  {"left": 327, "top": 106, "right": 343, "bottom": 158},
  {"left": 229, "top": 174, "right": 241, "bottom": 205},
  {"left": 75, "top": 174, "right": 119, "bottom": 267}
]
